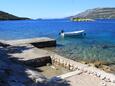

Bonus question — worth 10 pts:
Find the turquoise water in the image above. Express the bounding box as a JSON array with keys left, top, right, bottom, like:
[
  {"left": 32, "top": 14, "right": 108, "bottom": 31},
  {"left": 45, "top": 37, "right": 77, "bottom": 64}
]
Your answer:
[{"left": 0, "top": 19, "right": 115, "bottom": 63}]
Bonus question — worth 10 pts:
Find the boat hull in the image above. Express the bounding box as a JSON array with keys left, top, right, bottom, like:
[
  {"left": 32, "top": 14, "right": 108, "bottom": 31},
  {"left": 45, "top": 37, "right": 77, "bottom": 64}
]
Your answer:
[{"left": 61, "top": 30, "right": 85, "bottom": 37}]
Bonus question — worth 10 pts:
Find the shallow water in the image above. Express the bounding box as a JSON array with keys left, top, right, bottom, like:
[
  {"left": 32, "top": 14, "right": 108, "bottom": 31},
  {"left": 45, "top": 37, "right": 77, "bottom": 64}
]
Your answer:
[{"left": 0, "top": 19, "right": 115, "bottom": 64}]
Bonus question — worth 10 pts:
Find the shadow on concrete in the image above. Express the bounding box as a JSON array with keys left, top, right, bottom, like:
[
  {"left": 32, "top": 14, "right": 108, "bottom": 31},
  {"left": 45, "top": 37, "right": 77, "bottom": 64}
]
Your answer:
[
  {"left": 0, "top": 43, "right": 70, "bottom": 86},
  {"left": 38, "top": 76, "right": 70, "bottom": 86}
]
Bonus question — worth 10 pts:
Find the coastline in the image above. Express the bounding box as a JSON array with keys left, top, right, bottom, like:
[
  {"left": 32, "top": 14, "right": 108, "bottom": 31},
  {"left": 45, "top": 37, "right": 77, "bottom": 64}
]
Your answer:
[
  {"left": 44, "top": 47, "right": 115, "bottom": 74},
  {"left": 0, "top": 38, "right": 115, "bottom": 86}
]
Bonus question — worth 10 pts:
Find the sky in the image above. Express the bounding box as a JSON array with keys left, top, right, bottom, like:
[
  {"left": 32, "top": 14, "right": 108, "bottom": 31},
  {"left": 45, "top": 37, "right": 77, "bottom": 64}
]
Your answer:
[{"left": 0, "top": 0, "right": 115, "bottom": 19}]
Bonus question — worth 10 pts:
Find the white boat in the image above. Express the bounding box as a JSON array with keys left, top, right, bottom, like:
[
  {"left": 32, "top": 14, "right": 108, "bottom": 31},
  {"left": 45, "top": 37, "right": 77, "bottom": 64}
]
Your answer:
[{"left": 60, "top": 30, "right": 85, "bottom": 37}]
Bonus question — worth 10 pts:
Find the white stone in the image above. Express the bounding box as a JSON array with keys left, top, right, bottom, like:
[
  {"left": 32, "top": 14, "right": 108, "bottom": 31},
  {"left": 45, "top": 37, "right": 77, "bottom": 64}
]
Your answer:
[
  {"left": 100, "top": 74, "right": 106, "bottom": 80},
  {"left": 35, "top": 78, "right": 45, "bottom": 83},
  {"left": 101, "top": 82, "right": 106, "bottom": 86},
  {"left": 96, "top": 73, "right": 101, "bottom": 77}
]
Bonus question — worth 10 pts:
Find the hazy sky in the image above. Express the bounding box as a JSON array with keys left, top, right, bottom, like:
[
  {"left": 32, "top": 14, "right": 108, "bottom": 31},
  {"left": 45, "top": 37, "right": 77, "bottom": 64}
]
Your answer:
[{"left": 0, "top": 0, "right": 115, "bottom": 18}]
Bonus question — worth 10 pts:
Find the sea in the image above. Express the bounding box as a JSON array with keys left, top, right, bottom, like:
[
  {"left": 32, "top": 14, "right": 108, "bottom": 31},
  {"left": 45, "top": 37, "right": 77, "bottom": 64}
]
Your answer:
[{"left": 0, "top": 19, "right": 115, "bottom": 64}]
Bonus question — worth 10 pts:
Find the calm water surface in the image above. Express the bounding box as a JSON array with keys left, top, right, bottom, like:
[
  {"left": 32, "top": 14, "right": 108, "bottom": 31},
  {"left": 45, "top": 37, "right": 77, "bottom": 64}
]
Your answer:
[{"left": 0, "top": 19, "right": 115, "bottom": 63}]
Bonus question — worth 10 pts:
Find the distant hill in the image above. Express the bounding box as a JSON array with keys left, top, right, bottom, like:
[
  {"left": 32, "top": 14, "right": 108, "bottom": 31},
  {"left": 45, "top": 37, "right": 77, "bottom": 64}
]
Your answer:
[
  {"left": 0, "top": 11, "right": 30, "bottom": 20},
  {"left": 70, "top": 8, "right": 115, "bottom": 19}
]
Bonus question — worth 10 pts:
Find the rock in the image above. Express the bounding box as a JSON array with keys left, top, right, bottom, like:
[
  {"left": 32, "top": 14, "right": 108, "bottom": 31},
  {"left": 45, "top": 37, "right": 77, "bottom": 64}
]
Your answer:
[
  {"left": 101, "top": 82, "right": 106, "bottom": 86},
  {"left": 35, "top": 78, "right": 46, "bottom": 83},
  {"left": 102, "top": 65, "right": 111, "bottom": 72},
  {"left": 46, "top": 63, "right": 51, "bottom": 66},
  {"left": 96, "top": 72, "right": 101, "bottom": 77},
  {"left": 102, "top": 45, "right": 109, "bottom": 49},
  {"left": 0, "top": 42, "right": 10, "bottom": 47},
  {"left": 105, "top": 78, "right": 111, "bottom": 82},
  {"left": 100, "top": 74, "right": 106, "bottom": 80},
  {"left": 25, "top": 69, "right": 46, "bottom": 83}
]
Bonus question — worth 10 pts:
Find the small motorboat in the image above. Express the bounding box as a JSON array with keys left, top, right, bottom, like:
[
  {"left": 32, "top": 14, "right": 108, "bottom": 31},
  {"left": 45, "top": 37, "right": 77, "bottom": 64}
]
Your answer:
[{"left": 60, "top": 30, "right": 86, "bottom": 37}]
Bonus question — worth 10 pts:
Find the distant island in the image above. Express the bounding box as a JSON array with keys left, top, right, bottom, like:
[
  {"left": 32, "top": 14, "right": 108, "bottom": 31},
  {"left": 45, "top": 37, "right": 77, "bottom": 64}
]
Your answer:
[
  {"left": 71, "top": 18, "right": 94, "bottom": 22},
  {"left": 70, "top": 8, "right": 115, "bottom": 21},
  {"left": 0, "top": 11, "right": 30, "bottom": 20}
]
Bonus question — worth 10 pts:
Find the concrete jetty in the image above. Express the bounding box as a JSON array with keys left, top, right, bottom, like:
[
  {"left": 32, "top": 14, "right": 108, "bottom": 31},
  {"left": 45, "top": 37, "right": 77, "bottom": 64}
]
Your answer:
[
  {"left": 1, "top": 37, "right": 114, "bottom": 86},
  {"left": 9, "top": 44, "right": 52, "bottom": 67},
  {"left": 0, "top": 37, "right": 56, "bottom": 48},
  {"left": 9, "top": 44, "right": 115, "bottom": 85}
]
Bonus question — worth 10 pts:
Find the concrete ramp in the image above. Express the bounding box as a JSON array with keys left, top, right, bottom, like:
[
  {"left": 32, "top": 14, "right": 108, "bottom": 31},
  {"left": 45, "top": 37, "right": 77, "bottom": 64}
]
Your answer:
[
  {"left": 0, "top": 37, "right": 56, "bottom": 48},
  {"left": 9, "top": 44, "right": 52, "bottom": 67}
]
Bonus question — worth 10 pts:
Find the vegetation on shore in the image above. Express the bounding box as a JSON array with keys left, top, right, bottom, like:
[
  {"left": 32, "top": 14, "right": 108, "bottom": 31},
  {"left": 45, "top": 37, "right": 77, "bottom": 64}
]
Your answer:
[
  {"left": 71, "top": 18, "right": 95, "bottom": 21},
  {"left": 80, "top": 60, "right": 115, "bottom": 73},
  {"left": 0, "top": 11, "right": 30, "bottom": 20}
]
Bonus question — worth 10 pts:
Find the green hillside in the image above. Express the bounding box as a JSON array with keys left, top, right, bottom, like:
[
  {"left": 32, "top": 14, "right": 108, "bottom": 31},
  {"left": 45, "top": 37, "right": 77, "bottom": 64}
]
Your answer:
[{"left": 0, "top": 11, "right": 29, "bottom": 20}]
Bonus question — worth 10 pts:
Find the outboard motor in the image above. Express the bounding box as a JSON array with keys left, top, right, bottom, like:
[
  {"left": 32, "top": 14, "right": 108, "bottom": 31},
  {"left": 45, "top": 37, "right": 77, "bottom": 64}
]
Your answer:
[{"left": 59, "top": 30, "right": 64, "bottom": 35}]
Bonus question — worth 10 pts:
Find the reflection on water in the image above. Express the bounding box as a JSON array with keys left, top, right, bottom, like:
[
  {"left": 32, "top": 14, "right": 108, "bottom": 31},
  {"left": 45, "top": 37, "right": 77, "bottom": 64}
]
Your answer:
[{"left": 45, "top": 36, "right": 115, "bottom": 64}]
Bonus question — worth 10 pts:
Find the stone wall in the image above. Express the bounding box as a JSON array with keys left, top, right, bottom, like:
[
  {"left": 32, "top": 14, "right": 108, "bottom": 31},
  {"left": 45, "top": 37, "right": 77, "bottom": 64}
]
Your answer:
[{"left": 50, "top": 54, "right": 115, "bottom": 83}]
